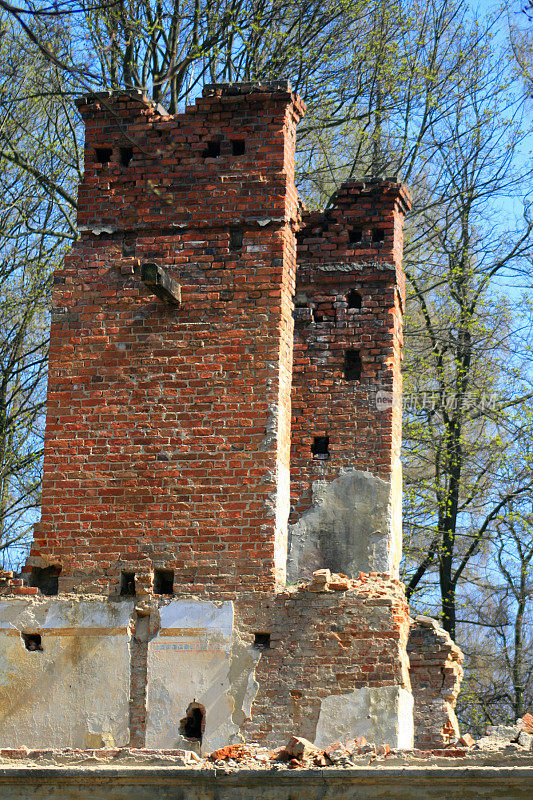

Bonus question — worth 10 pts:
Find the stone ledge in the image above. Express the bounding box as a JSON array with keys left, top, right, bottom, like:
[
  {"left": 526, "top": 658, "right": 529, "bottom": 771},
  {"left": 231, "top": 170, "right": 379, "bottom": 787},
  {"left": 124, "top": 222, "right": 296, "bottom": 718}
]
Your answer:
[{"left": 0, "top": 765, "right": 531, "bottom": 800}]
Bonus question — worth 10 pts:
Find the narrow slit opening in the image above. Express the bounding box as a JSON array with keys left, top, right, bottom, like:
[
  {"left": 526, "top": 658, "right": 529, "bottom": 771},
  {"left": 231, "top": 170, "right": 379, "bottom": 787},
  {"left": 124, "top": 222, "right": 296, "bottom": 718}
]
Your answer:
[
  {"left": 311, "top": 436, "right": 330, "bottom": 459},
  {"left": 230, "top": 228, "right": 243, "bottom": 251},
  {"left": 344, "top": 350, "right": 362, "bottom": 381},
  {"left": 120, "top": 146, "right": 133, "bottom": 167}
]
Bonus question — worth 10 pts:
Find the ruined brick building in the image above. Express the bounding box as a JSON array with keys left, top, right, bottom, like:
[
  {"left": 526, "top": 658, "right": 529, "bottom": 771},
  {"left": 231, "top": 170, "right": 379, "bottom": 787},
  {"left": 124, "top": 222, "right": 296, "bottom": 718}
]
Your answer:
[{"left": 0, "top": 82, "right": 462, "bottom": 752}]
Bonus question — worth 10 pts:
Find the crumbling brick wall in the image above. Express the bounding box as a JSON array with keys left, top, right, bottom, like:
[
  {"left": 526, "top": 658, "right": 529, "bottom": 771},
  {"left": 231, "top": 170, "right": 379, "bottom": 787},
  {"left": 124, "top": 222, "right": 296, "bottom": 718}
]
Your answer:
[
  {"left": 4, "top": 82, "right": 425, "bottom": 752},
  {"left": 238, "top": 573, "right": 412, "bottom": 746},
  {"left": 407, "top": 615, "right": 464, "bottom": 749}
]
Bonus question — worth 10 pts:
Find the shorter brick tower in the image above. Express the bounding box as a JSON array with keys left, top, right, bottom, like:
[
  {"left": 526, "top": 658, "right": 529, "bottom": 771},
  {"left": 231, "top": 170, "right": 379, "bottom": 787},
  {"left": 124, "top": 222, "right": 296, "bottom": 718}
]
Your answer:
[
  {"left": 289, "top": 179, "right": 410, "bottom": 581},
  {"left": 0, "top": 83, "right": 423, "bottom": 754}
]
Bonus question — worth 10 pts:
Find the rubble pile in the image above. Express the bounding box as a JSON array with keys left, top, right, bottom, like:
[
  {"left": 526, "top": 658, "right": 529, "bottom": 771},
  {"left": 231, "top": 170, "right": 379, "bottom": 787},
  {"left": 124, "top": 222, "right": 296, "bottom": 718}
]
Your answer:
[{"left": 2, "top": 718, "right": 533, "bottom": 772}]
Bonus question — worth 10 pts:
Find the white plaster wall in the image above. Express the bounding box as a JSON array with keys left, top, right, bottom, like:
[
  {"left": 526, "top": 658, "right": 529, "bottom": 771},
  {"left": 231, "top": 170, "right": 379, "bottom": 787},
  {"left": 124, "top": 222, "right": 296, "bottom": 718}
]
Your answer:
[
  {"left": 145, "top": 600, "right": 241, "bottom": 752},
  {"left": 0, "top": 599, "right": 133, "bottom": 748},
  {"left": 314, "top": 686, "right": 414, "bottom": 750}
]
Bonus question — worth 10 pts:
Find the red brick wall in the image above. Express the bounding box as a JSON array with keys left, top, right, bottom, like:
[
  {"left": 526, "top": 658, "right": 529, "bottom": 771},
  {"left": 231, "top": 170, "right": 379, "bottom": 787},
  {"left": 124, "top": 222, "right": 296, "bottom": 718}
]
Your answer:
[
  {"left": 290, "top": 180, "right": 411, "bottom": 525},
  {"left": 28, "top": 84, "right": 304, "bottom": 595}
]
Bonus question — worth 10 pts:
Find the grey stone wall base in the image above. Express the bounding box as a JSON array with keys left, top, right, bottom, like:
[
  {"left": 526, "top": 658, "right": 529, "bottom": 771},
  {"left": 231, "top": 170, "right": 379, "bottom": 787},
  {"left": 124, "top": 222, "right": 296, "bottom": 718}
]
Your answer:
[{"left": 0, "top": 766, "right": 531, "bottom": 800}]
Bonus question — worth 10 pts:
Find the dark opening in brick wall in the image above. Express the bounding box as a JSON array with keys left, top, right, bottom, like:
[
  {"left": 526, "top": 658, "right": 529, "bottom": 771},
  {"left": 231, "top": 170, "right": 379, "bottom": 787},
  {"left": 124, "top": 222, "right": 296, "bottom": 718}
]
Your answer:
[
  {"left": 22, "top": 633, "right": 43, "bottom": 652},
  {"left": 253, "top": 632, "right": 271, "bottom": 650},
  {"left": 122, "top": 238, "right": 136, "bottom": 257},
  {"left": 373, "top": 228, "right": 385, "bottom": 242},
  {"left": 344, "top": 350, "right": 362, "bottom": 381},
  {"left": 95, "top": 147, "right": 112, "bottom": 164},
  {"left": 203, "top": 140, "right": 221, "bottom": 158},
  {"left": 120, "top": 571, "right": 136, "bottom": 596},
  {"left": 231, "top": 139, "right": 245, "bottom": 155},
  {"left": 153, "top": 568, "right": 174, "bottom": 595},
  {"left": 120, "top": 146, "right": 133, "bottom": 167},
  {"left": 349, "top": 228, "right": 362, "bottom": 244},
  {"left": 179, "top": 702, "right": 205, "bottom": 742},
  {"left": 29, "top": 565, "right": 61, "bottom": 596},
  {"left": 347, "top": 289, "right": 362, "bottom": 310},
  {"left": 311, "top": 436, "right": 330, "bottom": 459},
  {"left": 230, "top": 228, "right": 243, "bottom": 251}
]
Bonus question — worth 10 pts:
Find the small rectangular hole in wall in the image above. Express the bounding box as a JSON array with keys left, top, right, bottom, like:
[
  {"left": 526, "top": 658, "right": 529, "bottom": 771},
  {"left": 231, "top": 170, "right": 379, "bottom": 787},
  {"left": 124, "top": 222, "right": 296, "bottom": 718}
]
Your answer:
[
  {"left": 203, "top": 140, "right": 221, "bottom": 158},
  {"left": 230, "top": 228, "right": 243, "bottom": 251},
  {"left": 347, "top": 289, "right": 362, "bottom": 309},
  {"left": 349, "top": 227, "right": 362, "bottom": 244},
  {"left": 231, "top": 139, "right": 245, "bottom": 156},
  {"left": 22, "top": 633, "right": 43, "bottom": 652},
  {"left": 120, "top": 146, "right": 133, "bottom": 167},
  {"left": 120, "top": 571, "right": 136, "bottom": 596},
  {"left": 253, "top": 632, "right": 271, "bottom": 650},
  {"left": 373, "top": 228, "right": 385, "bottom": 242},
  {"left": 29, "top": 565, "right": 61, "bottom": 596},
  {"left": 154, "top": 568, "right": 174, "bottom": 595},
  {"left": 344, "top": 349, "right": 362, "bottom": 381},
  {"left": 311, "top": 436, "right": 330, "bottom": 459},
  {"left": 95, "top": 147, "right": 112, "bottom": 164}
]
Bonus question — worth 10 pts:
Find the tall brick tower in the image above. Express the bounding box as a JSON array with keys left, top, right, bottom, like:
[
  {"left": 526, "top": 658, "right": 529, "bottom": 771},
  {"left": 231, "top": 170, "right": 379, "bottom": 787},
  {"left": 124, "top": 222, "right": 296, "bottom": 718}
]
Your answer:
[
  {"left": 28, "top": 82, "right": 304, "bottom": 596},
  {"left": 0, "top": 83, "right": 423, "bottom": 754}
]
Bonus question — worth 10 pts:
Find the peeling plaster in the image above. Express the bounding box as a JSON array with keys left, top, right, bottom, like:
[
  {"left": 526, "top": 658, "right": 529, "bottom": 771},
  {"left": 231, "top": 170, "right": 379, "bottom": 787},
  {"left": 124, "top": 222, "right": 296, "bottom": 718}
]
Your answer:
[
  {"left": 145, "top": 600, "right": 260, "bottom": 753},
  {"left": 314, "top": 686, "right": 414, "bottom": 750},
  {"left": 0, "top": 599, "right": 133, "bottom": 748},
  {"left": 287, "top": 468, "right": 399, "bottom": 582},
  {"left": 228, "top": 631, "right": 261, "bottom": 732}
]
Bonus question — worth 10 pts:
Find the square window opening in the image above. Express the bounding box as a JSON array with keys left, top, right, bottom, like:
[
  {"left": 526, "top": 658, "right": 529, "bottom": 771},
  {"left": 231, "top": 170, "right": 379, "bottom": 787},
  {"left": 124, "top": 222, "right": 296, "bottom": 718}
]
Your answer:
[
  {"left": 231, "top": 140, "right": 246, "bottom": 156},
  {"left": 203, "top": 140, "right": 221, "bottom": 158},
  {"left": 154, "top": 568, "right": 174, "bottom": 595},
  {"left": 29, "top": 565, "right": 61, "bottom": 596},
  {"left": 347, "top": 289, "right": 362, "bottom": 310},
  {"left": 95, "top": 147, "right": 112, "bottom": 164},
  {"left": 253, "top": 632, "right": 271, "bottom": 650},
  {"left": 349, "top": 228, "right": 362, "bottom": 244},
  {"left": 22, "top": 633, "right": 43, "bottom": 652}
]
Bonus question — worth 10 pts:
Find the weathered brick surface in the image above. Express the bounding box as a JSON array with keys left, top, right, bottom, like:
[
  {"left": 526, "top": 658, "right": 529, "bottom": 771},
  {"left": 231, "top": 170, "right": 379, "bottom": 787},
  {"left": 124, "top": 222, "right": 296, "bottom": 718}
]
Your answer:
[
  {"left": 407, "top": 617, "right": 464, "bottom": 749},
  {"left": 290, "top": 181, "right": 410, "bottom": 523},
  {"left": 27, "top": 84, "right": 304, "bottom": 594},
  {"left": 237, "top": 575, "right": 411, "bottom": 745}
]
